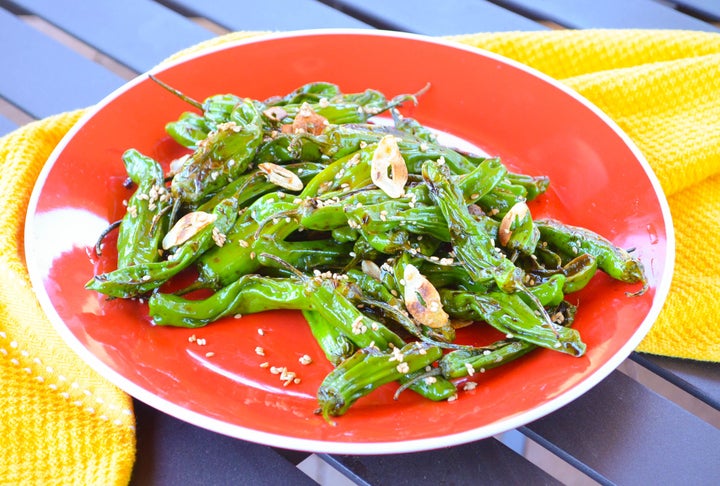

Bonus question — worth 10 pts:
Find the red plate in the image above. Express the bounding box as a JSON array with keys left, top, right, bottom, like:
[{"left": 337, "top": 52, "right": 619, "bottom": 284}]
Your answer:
[{"left": 26, "top": 30, "right": 673, "bottom": 453}]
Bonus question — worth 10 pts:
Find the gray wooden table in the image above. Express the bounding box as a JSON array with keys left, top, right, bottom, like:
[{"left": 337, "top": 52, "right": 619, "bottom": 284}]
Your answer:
[{"left": 2, "top": 1, "right": 719, "bottom": 484}]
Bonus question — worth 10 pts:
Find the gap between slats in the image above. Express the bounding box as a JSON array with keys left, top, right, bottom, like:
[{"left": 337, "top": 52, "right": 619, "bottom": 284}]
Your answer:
[
  {"left": 618, "top": 359, "right": 720, "bottom": 428},
  {"left": 0, "top": 12, "right": 230, "bottom": 125}
]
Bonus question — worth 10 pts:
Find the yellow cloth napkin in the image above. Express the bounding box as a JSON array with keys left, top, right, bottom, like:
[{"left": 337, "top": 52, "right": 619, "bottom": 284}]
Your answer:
[
  {"left": 1, "top": 29, "right": 719, "bottom": 485},
  {"left": 0, "top": 112, "right": 135, "bottom": 484}
]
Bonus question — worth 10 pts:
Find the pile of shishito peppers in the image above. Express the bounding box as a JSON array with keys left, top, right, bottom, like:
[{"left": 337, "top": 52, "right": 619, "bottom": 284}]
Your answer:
[{"left": 87, "top": 79, "right": 647, "bottom": 420}]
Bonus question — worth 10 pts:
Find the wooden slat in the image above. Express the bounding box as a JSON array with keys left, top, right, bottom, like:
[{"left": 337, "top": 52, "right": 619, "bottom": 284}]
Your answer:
[
  {"left": 6, "top": 0, "right": 214, "bottom": 73},
  {"left": 0, "top": 114, "right": 17, "bottom": 136},
  {"left": 164, "top": 0, "right": 371, "bottom": 30},
  {"left": 323, "top": 438, "right": 561, "bottom": 485},
  {"left": 326, "top": 0, "right": 547, "bottom": 34},
  {"left": 673, "top": 0, "right": 720, "bottom": 20},
  {"left": 632, "top": 352, "right": 720, "bottom": 409},
  {"left": 130, "top": 400, "right": 316, "bottom": 485},
  {"left": 0, "top": 7, "right": 125, "bottom": 118},
  {"left": 522, "top": 371, "right": 720, "bottom": 484},
  {"left": 495, "top": 0, "right": 720, "bottom": 31}
]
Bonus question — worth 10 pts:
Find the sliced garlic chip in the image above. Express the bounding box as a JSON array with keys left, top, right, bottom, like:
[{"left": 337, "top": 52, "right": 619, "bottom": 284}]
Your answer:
[
  {"left": 403, "top": 263, "right": 449, "bottom": 329},
  {"left": 263, "top": 106, "right": 288, "bottom": 122},
  {"left": 283, "top": 102, "right": 328, "bottom": 135},
  {"left": 361, "top": 260, "right": 382, "bottom": 281},
  {"left": 371, "top": 135, "right": 408, "bottom": 199},
  {"left": 168, "top": 154, "right": 190, "bottom": 176},
  {"left": 162, "top": 211, "right": 217, "bottom": 250},
  {"left": 258, "top": 162, "right": 304, "bottom": 191},
  {"left": 498, "top": 201, "right": 530, "bottom": 246}
]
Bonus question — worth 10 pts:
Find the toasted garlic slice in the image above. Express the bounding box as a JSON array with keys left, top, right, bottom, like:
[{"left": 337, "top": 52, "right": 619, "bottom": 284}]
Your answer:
[
  {"left": 263, "top": 106, "right": 288, "bottom": 122},
  {"left": 498, "top": 201, "right": 530, "bottom": 246},
  {"left": 282, "top": 102, "right": 328, "bottom": 135},
  {"left": 403, "top": 264, "right": 449, "bottom": 329},
  {"left": 162, "top": 211, "right": 217, "bottom": 250},
  {"left": 168, "top": 154, "right": 190, "bottom": 176},
  {"left": 258, "top": 162, "right": 304, "bottom": 191},
  {"left": 361, "top": 260, "right": 382, "bottom": 281},
  {"left": 371, "top": 135, "right": 408, "bottom": 199}
]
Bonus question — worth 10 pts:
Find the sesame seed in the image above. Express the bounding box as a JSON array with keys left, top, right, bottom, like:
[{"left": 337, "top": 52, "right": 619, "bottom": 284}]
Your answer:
[
  {"left": 255, "top": 346, "right": 265, "bottom": 356},
  {"left": 259, "top": 362, "right": 270, "bottom": 368},
  {"left": 463, "top": 381, "right": 478, "bottom": 391},
  {"left": 299, "top": 354, "right": 312, "bottom": 365},
  {"left": 205, "top": 352, "right": 215, "bottom": 358},
  {"left": 351, "top": 316, "right": 367, "bottom": 335},
  {"left": 212, "top": 227, "right": 227, "bottom": 247},
  {"left": 465, "top": 363, "right": 475, "bottom": 376},
  {"left": 396, "top": 362, "right": 410, "bottom": 374}
]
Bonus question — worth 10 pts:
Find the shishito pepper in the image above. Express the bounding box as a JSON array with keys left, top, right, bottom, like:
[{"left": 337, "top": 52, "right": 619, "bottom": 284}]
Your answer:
[
  {"left": 423, "top": 160, "right": 522, "bottom": 292},
  {"left": 317, "top": 342, "right": 444, "bottom": 419},
  {"left": 303, "top": 309, "right": 356, "bottom": 366},
  {"left": 171, "top": 99, "right": 264, "bottom": 205},
  {"left": 115, "top": 149, "right": 171, "bottom": 268},
  {"left": 439, "top": 288, "right": 586, "bottom": 357},
  {"left": 536, "top": 218, "right": 646, "bottom": 289},
  {"left": 86, "top": 198, "right": 238, "bottom": 298}
]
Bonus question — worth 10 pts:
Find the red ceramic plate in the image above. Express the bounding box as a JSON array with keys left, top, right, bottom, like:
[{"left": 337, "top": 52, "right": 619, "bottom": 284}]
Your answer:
[{"left": 26, "top": 30, "right": 673, "bottom": 454}]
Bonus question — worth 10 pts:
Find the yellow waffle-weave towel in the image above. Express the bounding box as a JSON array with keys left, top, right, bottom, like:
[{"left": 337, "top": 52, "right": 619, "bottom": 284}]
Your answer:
[
  {"left": 0, "top": 112, "right": 135, "bottom": 484},
  {"left": 1, "top": 29, "right": 718, "bottom": 485}
]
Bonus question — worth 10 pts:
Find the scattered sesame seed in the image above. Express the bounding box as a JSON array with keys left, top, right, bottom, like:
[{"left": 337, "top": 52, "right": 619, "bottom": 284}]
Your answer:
[
  {"left": 205, "top": 352, "right": 215, "bottom": 358},
  {"left": 299, "top": 354, "right": 313, "bottom": 365},
  {"left": 463, "top": 381, "right": 478, "bottom": 391},
  {"left": 351, "top": 316, "right": 368, "bottom": 335},
  {"left": 212, "top": 227, "right": 227, "bottom": 247},
  {"left": 255, "top": 346, "right": 265, "bottom": 356},
  {"left": 465, "top": 363, "right": 475, "bottom": 376}
]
